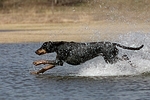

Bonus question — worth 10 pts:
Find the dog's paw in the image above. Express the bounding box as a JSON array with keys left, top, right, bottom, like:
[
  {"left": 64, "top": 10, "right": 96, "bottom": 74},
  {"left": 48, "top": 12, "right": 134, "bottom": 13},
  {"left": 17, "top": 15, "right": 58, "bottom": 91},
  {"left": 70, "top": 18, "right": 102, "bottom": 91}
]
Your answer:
[
  {"left": 30, "top": 71, "right": 39, "bottom": 75},
  {"left": 33, "top": 61, "right": 39, "bottom": 66},
  {"left": 33, "top": 60, "right": 47, "bottom": 66},
  {"left": 33, "top": 60, "right": 43, "bottom": 66}
]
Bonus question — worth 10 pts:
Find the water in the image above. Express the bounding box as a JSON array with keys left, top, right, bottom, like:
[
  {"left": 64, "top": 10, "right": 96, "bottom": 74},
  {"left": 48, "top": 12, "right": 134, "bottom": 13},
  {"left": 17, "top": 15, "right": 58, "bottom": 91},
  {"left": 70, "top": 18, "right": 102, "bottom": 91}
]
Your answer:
[{"left": 0, "top": 33, "right": 150, "bottom": 100}]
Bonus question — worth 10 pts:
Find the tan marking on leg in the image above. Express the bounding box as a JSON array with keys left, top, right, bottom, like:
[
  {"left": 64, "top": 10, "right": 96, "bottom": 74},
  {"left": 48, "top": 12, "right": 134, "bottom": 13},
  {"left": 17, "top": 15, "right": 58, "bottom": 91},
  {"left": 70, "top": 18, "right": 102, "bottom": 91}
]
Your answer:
[
  {"left": 30, "top": 64, "right": 55, "bottom": 74},
  {"left": 33, "top": 60, "right": 49, "bottom": 66}
]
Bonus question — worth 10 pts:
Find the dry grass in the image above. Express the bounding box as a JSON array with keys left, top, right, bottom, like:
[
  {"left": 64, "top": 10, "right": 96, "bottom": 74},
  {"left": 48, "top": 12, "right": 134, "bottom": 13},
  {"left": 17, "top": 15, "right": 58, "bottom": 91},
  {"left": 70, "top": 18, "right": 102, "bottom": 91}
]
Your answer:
[{"left": 0, "top": 0, "right": 150, "bottom": 24}]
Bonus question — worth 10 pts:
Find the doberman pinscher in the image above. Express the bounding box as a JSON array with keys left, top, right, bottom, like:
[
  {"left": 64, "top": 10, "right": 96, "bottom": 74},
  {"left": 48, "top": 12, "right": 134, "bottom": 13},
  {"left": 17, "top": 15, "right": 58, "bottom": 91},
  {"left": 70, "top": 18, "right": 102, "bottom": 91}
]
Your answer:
[{"left": 31, "top": 41, "right": 144, "bottom": 74}]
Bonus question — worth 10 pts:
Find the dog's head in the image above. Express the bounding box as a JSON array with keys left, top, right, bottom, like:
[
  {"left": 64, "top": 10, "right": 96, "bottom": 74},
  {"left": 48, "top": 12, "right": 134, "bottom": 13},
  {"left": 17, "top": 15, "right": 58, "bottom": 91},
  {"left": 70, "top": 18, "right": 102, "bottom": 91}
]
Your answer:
[
  {"left": 35, "top": 42, "right": 53, "bottom": 55},
  {"left": 35, "top": 41, "right": 64, "bottom": 55}
]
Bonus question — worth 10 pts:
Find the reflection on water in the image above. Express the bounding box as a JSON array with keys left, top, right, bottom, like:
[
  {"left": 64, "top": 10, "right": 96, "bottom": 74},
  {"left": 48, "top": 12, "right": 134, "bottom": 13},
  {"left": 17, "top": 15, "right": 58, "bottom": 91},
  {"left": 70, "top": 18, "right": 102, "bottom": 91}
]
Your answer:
[{"left": 0, "top": 33, "right": 150, "bottom": 100}]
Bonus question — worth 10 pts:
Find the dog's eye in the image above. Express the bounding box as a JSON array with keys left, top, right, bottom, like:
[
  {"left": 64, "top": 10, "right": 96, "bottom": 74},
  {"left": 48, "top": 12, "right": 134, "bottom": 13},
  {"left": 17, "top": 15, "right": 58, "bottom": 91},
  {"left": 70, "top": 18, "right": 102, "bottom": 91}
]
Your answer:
[
  {"left": 42, "top": 43, "right": 47, "bottom": 47},
  {"left": 43, "top": 44, "right": 46, "bottom": 46}
]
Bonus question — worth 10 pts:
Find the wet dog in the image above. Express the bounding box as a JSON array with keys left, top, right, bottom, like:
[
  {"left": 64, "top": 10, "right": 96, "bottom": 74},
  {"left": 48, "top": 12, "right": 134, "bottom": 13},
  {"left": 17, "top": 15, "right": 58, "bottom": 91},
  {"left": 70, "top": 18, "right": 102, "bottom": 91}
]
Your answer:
[{"left": 31, "top": 41, "right": 144, "bottom": 74}]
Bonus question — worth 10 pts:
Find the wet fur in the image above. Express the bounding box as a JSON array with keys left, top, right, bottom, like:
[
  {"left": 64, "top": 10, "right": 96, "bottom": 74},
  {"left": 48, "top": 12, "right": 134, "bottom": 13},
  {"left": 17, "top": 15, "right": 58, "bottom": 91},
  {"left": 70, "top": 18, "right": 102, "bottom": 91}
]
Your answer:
[{"left": 32, "top": 41, "right": 143, "bottom": 74}]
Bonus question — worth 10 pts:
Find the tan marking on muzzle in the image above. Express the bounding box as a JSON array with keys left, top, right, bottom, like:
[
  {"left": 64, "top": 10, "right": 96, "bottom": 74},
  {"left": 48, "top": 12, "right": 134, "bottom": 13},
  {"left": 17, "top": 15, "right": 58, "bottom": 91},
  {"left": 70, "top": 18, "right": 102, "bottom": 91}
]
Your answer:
[{"left": 35, "top": 49, "right": 47, "bottom": 55}]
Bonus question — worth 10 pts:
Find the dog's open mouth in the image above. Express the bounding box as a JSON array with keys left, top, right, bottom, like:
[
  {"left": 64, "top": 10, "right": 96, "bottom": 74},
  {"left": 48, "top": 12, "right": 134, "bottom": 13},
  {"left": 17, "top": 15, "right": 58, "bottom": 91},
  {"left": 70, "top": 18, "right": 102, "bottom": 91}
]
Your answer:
[{"left": 35, "top": 49, "right": 47, "bottom": 55}]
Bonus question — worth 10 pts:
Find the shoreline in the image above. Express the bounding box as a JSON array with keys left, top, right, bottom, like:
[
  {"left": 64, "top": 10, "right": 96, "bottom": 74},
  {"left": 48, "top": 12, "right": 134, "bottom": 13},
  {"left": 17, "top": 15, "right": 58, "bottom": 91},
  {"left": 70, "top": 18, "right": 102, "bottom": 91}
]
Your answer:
[{"left": 0, "top": 22, "right": 150, "bottom": 43}]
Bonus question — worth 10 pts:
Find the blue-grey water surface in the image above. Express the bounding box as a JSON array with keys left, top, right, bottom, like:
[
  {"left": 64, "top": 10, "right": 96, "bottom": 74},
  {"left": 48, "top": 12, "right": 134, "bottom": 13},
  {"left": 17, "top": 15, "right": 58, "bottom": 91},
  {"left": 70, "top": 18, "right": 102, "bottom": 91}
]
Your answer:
[{"left": 0, "top": 33, "right": 150, "bottom": 100}]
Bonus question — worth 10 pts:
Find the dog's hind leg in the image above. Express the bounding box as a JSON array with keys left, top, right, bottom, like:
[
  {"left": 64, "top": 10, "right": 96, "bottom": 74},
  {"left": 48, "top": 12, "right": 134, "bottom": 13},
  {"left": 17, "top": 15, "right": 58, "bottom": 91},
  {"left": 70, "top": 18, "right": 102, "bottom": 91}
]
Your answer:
[
  {"left": 122, "top": 55, "right": 137, "bottom": 68},
  {"left": 103, "top": 56, "right": 121, "bottom": 64},
  {"left": 31, "top": 64, "right": 55, "bottom": 74}
]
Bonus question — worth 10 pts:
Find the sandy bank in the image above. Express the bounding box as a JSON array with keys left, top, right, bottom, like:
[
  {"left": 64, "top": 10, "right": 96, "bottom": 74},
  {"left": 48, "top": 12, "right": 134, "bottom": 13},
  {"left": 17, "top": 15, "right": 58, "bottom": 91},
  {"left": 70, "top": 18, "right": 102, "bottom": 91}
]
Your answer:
[{"left": 0, "top": 22, "right": 150, "bottom": 43}]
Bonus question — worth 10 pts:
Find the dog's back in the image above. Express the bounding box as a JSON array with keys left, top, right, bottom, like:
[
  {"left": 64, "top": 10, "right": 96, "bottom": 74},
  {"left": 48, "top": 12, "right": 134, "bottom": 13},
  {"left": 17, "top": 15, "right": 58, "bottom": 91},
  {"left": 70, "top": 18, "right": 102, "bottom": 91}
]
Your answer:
[{"left": 55, "top": 42, "right": 118, "bottom": 64}]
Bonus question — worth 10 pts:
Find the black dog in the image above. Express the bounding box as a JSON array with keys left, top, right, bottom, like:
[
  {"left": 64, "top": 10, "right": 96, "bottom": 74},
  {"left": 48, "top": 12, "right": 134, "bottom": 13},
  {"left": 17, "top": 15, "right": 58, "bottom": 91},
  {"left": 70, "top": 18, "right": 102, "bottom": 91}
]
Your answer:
[{"left": 31, "top": 41, "right": 143, "bottom": 74}]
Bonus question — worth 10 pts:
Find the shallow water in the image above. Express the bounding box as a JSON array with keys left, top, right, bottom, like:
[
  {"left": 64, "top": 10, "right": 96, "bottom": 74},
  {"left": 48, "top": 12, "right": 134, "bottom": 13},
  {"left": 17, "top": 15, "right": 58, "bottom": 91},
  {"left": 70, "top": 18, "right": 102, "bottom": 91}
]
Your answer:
[{"left": 0, "top": 33, "right": 150, "bottom": 100}]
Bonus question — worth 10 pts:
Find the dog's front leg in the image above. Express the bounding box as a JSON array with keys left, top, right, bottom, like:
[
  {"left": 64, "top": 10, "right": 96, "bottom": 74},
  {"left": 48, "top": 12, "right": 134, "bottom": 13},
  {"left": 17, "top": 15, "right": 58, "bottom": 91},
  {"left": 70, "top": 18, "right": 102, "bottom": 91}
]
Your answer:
[
  {"left": 31, "top": 64, "right": 55, "bottom": 74},
  {"left": 31, "top": 60, "right": 64, "bottom": 74},
  {"left": 33, "top": 60, "right": 55, "bottom": 66}
]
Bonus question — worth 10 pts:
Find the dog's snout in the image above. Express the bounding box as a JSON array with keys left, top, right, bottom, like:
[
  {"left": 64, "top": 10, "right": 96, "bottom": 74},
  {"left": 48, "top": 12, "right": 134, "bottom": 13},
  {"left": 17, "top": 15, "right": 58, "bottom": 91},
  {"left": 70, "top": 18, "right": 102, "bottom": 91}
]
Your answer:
[
  {"left": 35, "top": 50, "right": 40, "bottom": 55},
  {"left": 35, "top": 50, "right": 38, "bottom": 54},
  {"left": 35, "top": 49, "right": 47, "bottom": 55}
]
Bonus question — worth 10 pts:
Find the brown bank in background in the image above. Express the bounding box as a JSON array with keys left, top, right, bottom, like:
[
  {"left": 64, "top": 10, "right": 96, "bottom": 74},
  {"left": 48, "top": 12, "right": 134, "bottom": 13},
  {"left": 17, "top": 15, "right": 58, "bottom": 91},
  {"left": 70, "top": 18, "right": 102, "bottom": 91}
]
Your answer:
[
  {"left": 0, "top": 22, "right": 150, "bottom": 43},
  {"left": 0, "top": 0, "right": 150, "bottom": 43}
]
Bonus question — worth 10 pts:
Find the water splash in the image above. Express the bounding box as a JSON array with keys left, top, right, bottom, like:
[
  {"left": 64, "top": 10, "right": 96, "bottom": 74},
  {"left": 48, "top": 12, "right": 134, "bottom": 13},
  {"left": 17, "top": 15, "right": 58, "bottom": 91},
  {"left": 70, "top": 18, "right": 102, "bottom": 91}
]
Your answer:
[{"left": 78, "top": 32, "right": 150, "bottom": 76}]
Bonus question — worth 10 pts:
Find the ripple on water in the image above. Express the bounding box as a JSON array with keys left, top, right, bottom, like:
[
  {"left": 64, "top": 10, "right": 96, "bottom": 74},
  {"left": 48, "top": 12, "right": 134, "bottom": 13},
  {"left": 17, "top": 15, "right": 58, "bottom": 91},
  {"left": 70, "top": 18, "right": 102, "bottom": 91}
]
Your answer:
[{"left": 0, "top": 33, "right": 150, "bottom": 100}]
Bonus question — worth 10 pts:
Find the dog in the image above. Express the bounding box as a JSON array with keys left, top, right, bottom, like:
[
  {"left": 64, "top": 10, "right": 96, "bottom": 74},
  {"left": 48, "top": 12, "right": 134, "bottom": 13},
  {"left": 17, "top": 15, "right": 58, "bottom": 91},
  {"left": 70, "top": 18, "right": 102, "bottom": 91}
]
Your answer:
[{"left": 31, "top": 41, "right": 144, "bottom": 74}]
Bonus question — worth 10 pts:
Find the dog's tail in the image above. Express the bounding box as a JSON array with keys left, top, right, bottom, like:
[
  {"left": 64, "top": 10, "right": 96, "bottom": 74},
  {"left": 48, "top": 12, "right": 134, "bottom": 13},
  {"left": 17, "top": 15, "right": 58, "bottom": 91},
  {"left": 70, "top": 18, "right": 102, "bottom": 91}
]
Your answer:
[{"left": 114, "top": 43, "right": 144, "bottom": 50}]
